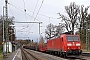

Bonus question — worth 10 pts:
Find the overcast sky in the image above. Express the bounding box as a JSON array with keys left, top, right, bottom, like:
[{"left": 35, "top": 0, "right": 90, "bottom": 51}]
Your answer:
[{"left": 0, "top": 0, "right": 90, "bottom": 42}]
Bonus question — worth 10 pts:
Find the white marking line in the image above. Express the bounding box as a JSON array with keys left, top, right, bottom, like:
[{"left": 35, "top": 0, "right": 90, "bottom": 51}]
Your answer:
[{"left": 12, "top": 50, "right": 19, "bottom": 60}]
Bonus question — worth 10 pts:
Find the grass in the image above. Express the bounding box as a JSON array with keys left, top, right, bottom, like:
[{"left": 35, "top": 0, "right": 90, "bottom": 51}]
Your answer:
[
  {"left": 82, "top": 49, "right": 90, "bottom": 52},
  {"left": 0, "top": 50, "right": 3, "bottom": 60}
]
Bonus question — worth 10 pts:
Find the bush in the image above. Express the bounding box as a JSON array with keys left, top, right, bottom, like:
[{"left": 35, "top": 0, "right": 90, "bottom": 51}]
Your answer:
[{"left": 0, "top": 49, "right": 3, "bottom": 60}]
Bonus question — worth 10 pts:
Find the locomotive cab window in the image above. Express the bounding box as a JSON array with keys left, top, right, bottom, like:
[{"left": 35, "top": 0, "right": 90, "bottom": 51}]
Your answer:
[{"left": 66, "top": 36, "right": 79, "bottom": 41}]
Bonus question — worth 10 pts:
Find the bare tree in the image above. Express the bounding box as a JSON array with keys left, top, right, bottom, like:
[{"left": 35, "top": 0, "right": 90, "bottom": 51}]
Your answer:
[
  {"left": 45, "top": 23, "right": 55, "bottom": 39},
  {"left": 58, "top": 13, "right": 71, "bottom": 31},
  {"left": 45, "top": 23, "right": 64, "bottom": 39},
  {"left": 58, "top": 2, "right": 80, "bottom": 34},
  {"left": 78, "top": 5, "right": 90, "bottom": 34},
  {"left": 55, "top": 24, "right": 64, "bottom": 36}
]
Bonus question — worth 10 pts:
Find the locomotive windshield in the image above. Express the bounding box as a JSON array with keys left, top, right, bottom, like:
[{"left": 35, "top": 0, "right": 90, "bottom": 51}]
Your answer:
[{"left": 66, "top": 36, "right": 79, "bottom": 41}]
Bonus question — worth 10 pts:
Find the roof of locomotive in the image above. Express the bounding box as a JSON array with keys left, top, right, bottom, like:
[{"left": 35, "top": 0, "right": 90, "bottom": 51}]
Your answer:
[
  {"left": 61, "top": 33, "right": 79, "bottom": 37},
  {"left": 61, "top": 31, "right": 79, "bottom": 36},
  {"left": 62, "top": 31, "right": 73, "bottom": 34},
  {"left": 47, "top": 31, "right": 79, "bottom": 40}
]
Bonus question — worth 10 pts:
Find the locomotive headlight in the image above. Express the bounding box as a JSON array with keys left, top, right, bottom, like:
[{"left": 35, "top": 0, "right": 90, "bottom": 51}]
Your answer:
[
  {"left": 78, "top": 47, "right": 80, "bottom": 49},
  {"left": 67, "top": 43, "right": 72, "bottom": 46},
  {"left": 76, "top": 43, "right": 80, "bottom": 46},
  {"left": 68, "top": 47, "right": 70, "bottom": 49}
]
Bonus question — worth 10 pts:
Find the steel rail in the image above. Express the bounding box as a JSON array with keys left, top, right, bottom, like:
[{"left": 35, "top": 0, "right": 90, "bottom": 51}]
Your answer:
[
  {"left": 21, "top": 48, "right": 30, "bottom": 60},
  {"left": 23, "top": 49, "right": 39, "bottom": 60}
]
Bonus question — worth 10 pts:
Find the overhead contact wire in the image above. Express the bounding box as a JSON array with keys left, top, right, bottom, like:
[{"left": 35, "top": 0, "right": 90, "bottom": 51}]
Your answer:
[
  {"left": 23, "top": 0, "right": 29, "bottom": 28},
  {"left": 29, "top": 0, "right": 45, "bottom": 33},
  {"left": 8, "top": 3, "right": 40, "bottom": 21},
  {"left": 8, "top": 2, "right": 58, "bottom": 20},
  {"left": 28, "top": 0, "right": 39, "bottom": 33},
  {"left": 8, "top": 3, "right": 38, "bottom": 32},
  {"left": 33, "top": 0, "right": 39, "bottom": 15},
  {"left": 34, "top": 0, "right": 44, "bottom": 21}
]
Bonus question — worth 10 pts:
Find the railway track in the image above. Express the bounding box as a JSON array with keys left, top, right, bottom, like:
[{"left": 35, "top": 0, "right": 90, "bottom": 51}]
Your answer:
[
  {"left": 55, "top": 52, "right": 90, "bottom": 60},
  {"left": 21, "top": 49, "right": 30, "bottom": 60},
  {"left": 31, "top": 49, "right": 90, "bottom": 60},
  {"left": 21, "top": 48, "right": 47, "bottom": 60},
  {"left": 22, "top": 48, "right": 90, "bottom": 60},
  {"left": 21, "top": 48, "right": 40, "bottom": 60}
]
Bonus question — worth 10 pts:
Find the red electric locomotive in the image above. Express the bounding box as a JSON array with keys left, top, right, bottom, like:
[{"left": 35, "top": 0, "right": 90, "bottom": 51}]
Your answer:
[{"left": 47, "top": 32, "right": 82, "bottom": 57}]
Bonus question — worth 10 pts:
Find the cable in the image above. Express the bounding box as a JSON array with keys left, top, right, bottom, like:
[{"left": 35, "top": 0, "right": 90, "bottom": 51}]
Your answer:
[
  {"left": 9, "top": 3, "right": 40, "bottom": 33},
  {"left": 38, "top": 13, "right": 58, "bottom": 19},
  {"left": 8, "top": 2, "right": 20, "bottom": 22},
  {"left": 22, "top": 0, "right": 29, "bottom": 28},
  {"left": 34, "top": 0, "right": 44, "bottom": 21},
  {"left": 33, "top": 0, "right": 39, "bottom": 15},
  {"left": 9, "top": 3, "right": 27, "bottom": 31},
  {"left": 8, "top": 2, "right": 58, "bottom": 20},
  {"left": 9, "top": 4, "right": 27, "bottom": 31},
  {"left": 27, "top": 9, "right": 58, "bottom": 19},
  {"left": 8, "top": 2, "right": 59, "bottom": 35},
  {"left": 27, "top": 0, "right": 40, "bottom": 33},
  {"left": 29, "top": 0, "right": 45, "bottom": 33},
  {"left": 8, "top": 3, "right": 40, "bottom": 21}
]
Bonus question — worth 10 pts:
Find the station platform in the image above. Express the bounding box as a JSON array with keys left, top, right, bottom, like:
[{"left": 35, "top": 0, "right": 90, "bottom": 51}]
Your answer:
[{"left": 3, "top": 48, "right": 22, "bottom": 60}]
